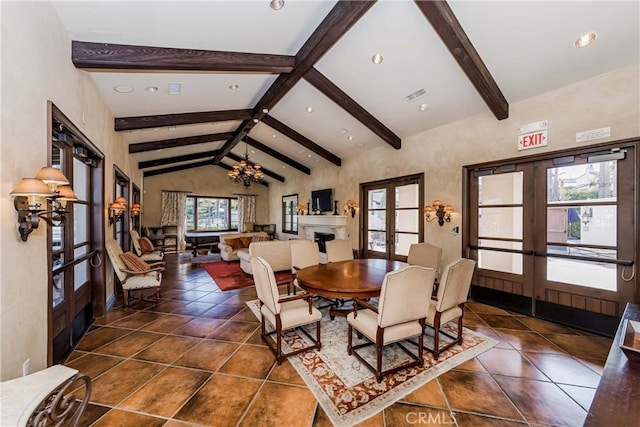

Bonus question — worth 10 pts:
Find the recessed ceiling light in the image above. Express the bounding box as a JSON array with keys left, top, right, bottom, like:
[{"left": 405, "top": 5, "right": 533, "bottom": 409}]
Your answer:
[
  {"left": 347, "top": 136, "right": 355, "bottom": 141},
  {"left": 356, "top": 142, "right": 365, "bottom": 148},
  {"left": 272, "top": 134, "right": 278, "bottom": 139},
  {"left": 153, "top": 128, "right": 160, "bottom": 132},
  {"left": 371, "top": 53, "right": 384, "bottom": 64},
  {"left": 145, "top": 86, "right": 158, "bottom": 93},
  {"left": 113, "top": 85, "right": 133, "bottom": 93},
  {"left": 305, "top": 106, "right": 313, "bottom": 113},
  {"left": 419, "top": 103, "right": 429, "bottom": 111},
  {"left": 270, "top": 0, "right": 284, "bottom": 10},
  {"left": 307, "top": 154, "right": 312, "bottom": 158},
  {"left": 156, "top": 149, "right": 164, "bottom": 152},
  {"left": 168, "top": 83, "right": 181, "bottom": 95},
  {"left": 251, "top": 150, "right": 256, "bottom": 154},
  {"left": 229, "top": 84, "right": 239, "bottom": 90},
  {"left": 574, "top": 32, "right": 597, "bottom": 48},
  {"left": 168, "top": 126, "right": 176, "bottom": 131},
  {"left": 253, "top": 118, "right": 259, "bottom": 123},
  {"left": 282, "top": 165, "right": 286, "bottom": 169},
  {"left": 262, "top": 108, "right": 269, "bottom": 114}
]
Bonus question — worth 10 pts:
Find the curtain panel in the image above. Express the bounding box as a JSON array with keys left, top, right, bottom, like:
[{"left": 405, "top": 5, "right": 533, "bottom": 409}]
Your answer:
[
  {"left": 160, "top": 191, "right": 187, "bottom": 250},
  {"left": 237, "top": 195, "right": 257, "bottom": 232}
]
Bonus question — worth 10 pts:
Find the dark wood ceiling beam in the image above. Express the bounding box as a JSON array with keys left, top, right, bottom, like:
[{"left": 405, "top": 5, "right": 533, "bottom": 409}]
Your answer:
[
  {"left": 72, "top": 41, "right": 295, "bottom": 73},
  {"left": 226, "top": 152, "right": 285, "bottom": 183},
  {"left": 262, "top": 115, "right": 341, "bottom": 166},
  {"left": 143, "top": 160, "right": 214, "bottom": 177},
  {"left": 245, "top": 136, "right": 311, "bottom": 175},
  {"left": 414, "top": 0, "right": 508, "bottom": 120},
  {"left": 138, "top": 150, "right": 221, "bottom": 169},
  {"left": 129, "top": 132, "right": 233, "bottom": 153},
  {"left": 304, "top": 67, "right": 401, "bottom": 149},
  {"left": 213, "top": 1, "right": 374, "bottom": 165},
  {"left": 115, "top": 109, "right": 252, "bottom": 131}
]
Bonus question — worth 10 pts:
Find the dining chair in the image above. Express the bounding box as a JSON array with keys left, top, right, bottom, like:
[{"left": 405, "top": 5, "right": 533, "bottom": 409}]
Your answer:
[
  {"left": 407, "top": 242, "right": 442, "bottom": 274},
  {"left": 252, "top": 256, "right": 322, "bottom": 365},
  {"left": 325, "top": 239, "right": 354, "bottom": 263},
  {"left": 130, "top": 229, "right": 164, "bottom": 262},
  {"left": 347, "top": 265, "right": 435, "bottom": 382},
  {"left": 105, "top": 239, "right": 164, "bottom": 307},
  {"left": 290, "top": 239, "right": 321, "bottom": 294},
  {"left": 425, "top": 258, "right": 476, "bottom": 359}
]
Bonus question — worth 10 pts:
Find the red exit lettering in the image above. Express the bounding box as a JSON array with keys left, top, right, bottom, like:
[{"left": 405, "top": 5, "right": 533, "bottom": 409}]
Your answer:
[{"left": 521, "top": 132, "right": 546, "bottom": 147}]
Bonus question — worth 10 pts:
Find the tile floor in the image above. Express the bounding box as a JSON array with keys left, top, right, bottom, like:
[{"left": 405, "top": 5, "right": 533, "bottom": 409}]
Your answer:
[{"left": 67, "top": 254, "right": 612, "bottom": 426}]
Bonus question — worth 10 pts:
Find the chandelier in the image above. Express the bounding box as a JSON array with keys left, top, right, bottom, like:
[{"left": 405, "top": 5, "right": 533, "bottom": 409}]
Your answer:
[{"left": 227, "top": 144, "right": 265, "bottom": 187}]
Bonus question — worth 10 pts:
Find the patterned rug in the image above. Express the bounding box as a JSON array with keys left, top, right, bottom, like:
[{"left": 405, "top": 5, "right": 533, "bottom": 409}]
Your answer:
[
  {"left": 203, "top": 261, "right": 294, "bottom": 291},
  {"left": 246, "top": 299, "right": 496, "bottom": 426}
]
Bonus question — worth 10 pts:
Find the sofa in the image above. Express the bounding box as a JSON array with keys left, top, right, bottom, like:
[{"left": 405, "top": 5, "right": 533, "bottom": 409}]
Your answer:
[
  {"left": 218, "top": 231, "right": 268, "bottom": 261},
  {"left": 238, "top": 240, "right": 295, "bottom": 275}
]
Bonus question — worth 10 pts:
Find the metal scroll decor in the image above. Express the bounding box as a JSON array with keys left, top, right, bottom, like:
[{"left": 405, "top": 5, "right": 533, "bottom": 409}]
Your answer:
[{"left": 27, "top": 374, "right": 92, "bottom": 427}]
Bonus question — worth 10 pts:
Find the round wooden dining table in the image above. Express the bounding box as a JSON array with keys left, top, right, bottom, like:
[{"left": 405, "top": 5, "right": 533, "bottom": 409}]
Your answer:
[{"left": 295, "top": 258, "right": 407, "bottom": 302}]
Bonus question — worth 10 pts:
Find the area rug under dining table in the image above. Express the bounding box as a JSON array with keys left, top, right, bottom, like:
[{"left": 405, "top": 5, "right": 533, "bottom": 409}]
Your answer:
[
  {"left": 246, "top": 299, "right": 497, "bottom": 426},
  {"left": 202, "top": 261, "right": 294, "bottom": 291}
]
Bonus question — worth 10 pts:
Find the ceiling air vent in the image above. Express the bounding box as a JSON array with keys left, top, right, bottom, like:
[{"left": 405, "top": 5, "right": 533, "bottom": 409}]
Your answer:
[{"left": 404, "top": 88, "right": 427, "bottom": 103}]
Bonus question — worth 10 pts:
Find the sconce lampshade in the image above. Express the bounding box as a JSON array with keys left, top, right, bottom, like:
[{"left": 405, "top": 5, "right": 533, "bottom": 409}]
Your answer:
[
  {"left": 114, "top": 196, "right": 127, "bottom": 205},
  {"left": 10, "top": 178, "right": 53, "bottom": 196},
  {"left": 35, "top": 167, "right": 69, "bottom": 187},
  {"left": 110, "top": 202, "right": 126, "bottom": 211},
  {"left": 444, "top": 204, "right": 454, "bottom": 212},
  {"left": 57, "top": 186, "right": 79, "bottom": 201}
]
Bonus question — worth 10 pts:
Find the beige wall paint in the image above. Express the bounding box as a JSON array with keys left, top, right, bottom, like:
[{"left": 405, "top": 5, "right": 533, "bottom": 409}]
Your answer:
[
  {"left": 267, "top": 65, "right": 640, "bottom": 266},
  {"left": 143, "top": 165, "right": 271, "bottom": 227},
  {"left": 1, "top": 2, "right": 142, "bottom": 380}
]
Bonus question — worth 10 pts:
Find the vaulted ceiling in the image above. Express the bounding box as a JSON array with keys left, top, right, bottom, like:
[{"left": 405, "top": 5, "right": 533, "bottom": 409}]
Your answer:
[{"left": 52, "top": 0, "right": 639, "bottom": 185}]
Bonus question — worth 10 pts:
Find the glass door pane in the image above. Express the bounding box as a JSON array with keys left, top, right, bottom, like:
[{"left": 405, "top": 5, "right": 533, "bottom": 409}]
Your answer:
[{"left": 367, "top": 188, "right": 387, "bottom": 254}]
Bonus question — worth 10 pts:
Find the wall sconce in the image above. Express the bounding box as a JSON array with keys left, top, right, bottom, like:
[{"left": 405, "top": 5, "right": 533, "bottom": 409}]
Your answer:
[
  {"left": 296, "top": 204, "right": 306, "bottom": 215},
  {"left": 130, "top": 203, "right": 141, "bottom": 217},
  {"left": 343, "top": 200, "right": 359, "bottom": 218},
  {"left": 424, "top": 200, "right": 454, "bottom": 226},
  {"left": 109, "top": 197, "right": 127, "bottom": 224},
  {"left": 9, "top": 167, "right": 78, "bottom": 241}
]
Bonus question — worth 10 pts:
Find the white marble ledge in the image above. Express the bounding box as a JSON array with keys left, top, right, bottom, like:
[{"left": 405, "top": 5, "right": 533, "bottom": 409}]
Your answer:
[{"left": 0, "top": 365, "right": 78, "bottom": 426}]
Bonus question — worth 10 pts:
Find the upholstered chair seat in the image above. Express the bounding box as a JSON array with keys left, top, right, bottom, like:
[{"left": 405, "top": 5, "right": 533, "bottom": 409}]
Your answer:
[{"left": 130, "top": 229, "right": 164, "bottom": 262}]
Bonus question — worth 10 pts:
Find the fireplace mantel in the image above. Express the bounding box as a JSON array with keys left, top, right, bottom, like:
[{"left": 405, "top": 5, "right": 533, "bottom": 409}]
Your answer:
[{"left": 298, "top": 215, "right": 348, "bottom": 261}]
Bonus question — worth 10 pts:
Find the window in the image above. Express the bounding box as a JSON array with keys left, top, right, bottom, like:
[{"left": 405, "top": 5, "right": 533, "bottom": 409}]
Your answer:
[
  {"left": 186, "top": 196, "right": 238, "bottom": 231},
  {"left": 282, "top": 194, "right": 298, "bottom": 234}
]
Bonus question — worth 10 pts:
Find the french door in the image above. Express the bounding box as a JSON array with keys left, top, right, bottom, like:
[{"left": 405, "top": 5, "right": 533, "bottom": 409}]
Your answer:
[
  {"left": 466, "top": 142, "right": 638, "bottom": 334},
  {"left": 360, "top": 173, "right": 424, "bottom": 261}
]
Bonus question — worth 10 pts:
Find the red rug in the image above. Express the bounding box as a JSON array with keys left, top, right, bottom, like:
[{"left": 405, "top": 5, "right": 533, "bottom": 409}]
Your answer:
[{"left": 202, "top": 261, "right": 293, "bottom": 291}]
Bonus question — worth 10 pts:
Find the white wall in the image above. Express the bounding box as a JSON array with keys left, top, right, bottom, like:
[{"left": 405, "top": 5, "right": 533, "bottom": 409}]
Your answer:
[
  {"left": 267, "top": 65, "right": 640, "bottom": 266},
  {"left": 0, "top": 2, "right": 141, "bottom": 380}
]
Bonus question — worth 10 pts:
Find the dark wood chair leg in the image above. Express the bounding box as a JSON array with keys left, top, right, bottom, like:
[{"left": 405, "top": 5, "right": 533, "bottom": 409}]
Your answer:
[
  {"left": 276, "top": 316, "right": 283, "bottom": 365},
  {"left": 347, "top": 324, "right": 353, "bottom": 355},
  {"left": 433, "top": 312, "right": 441, "bottom": 360},
  {"left": 376, "top": 327, "right": 384, "bottom": 383},
  {"left": 316, "top": 321, "right": 322, "bottom": 351},
  {"left": 123, "top": 290, "right": 129, "bottom": 307}
]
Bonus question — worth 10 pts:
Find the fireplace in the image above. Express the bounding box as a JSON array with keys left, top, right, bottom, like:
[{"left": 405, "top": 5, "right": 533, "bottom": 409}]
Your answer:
[{"left": 314, "top": 232, "right": 335, "bottom": 254}]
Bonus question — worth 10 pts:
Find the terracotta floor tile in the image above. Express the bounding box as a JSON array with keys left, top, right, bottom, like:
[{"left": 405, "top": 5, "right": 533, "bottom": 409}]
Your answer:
[
  {"left": 246, "top": 329, "right": 269, "bottom": 347},
  {"left": 312, "top": 405, "right": 335, "bottom": 427},
  {"left": 354, "top": 410, "right": 384, "bottom": 427},
  {"left": 452, "top": 357, "right": 488, "bottom": 373},
  {"left": 174, "top": 374, "right": 262, "bottom": 425},
  {"left": 147, "top": 299, "right": 190, "bottom": 314},
  {"left": 384, "top": 403, "right": 456, "bottom": 427},
  {"left": 573, "top": 357, "right": 606, "bottom": 375},
  {"left": 91, "top": 409, "right": 166, "bottom": 427},
  {"left": 172, "top": 301, "right": 216, "bottom": 316},
  {"left": 454, "top": 412, "right": 528, "bottom": 426},
  {"left": 77, "top": 403, "right": 110, "bottom": 426},
  {"left": 75, "top": 327, "right": 131, "bottom": 352},
  {"left": 494, "top": 376, "right": 587, "bottom": 426},
  {"left": 203, "top": 304, "right": 245, "bottom": 319},
  {"left": 160, "top": 289, "right": 188, "bottom": 299},
  {"left": 558, "top": 384, "right": 596, "bottom": 411},
  {"left": 268, "top": 359, "right": 305, "bottom": 386},
  {"left": 65, "top": 353, "right": 123, "bottom": 380},
  {"left": 495, "top": 329, "right": 565, "bottom": 353},
  {"left": 518, "top": 317, "right": 578, "bottom": 335},
  {"left": 196, "top": 291, "right": 234, "bottom": 304},
  {"left": 477, "top": 314, "right": 531, "bottom": 330},
  {"left": 109, "top": 311, "right": 166, "bottom": 329},
  {"left": 171, "top": 290, "right": 212, "bottom": 301},
  {"left": 523, "top": 352, "right": 601, "bottom": 387},
  {"left": 120, "top": 366, "right": 211, "bottom": 418},
  {"left": 93, "top": 308, "right": 134, "bottom": 326},
  {"left": 133, "top": 335, "right": 202, "bottom": 364},
  {"left": 90, "top": 360, "right": 164, "bottom": 405},
  {"left": 64, "top": 350, "right": 86, "bottom": 362},
  {"left": 94, "top": 331, "right": 162, "bottom": 357},
  {"left": 467, "top": 301, "right": 511, "bottom": 315},
  {"left": 207, "top": 320, "right": 259, "bottom": 342},
  {"left": 140, "top": 314, "right": 195, "bottom": 334},
  {"left": 477, "top": 348, "right": 548, "bottom": 380},
  {"left": 401, "top": 379, "right": 447, "bottom": 408},
  {"left": 545, "top": 334, "right": 612, "bottom": 360},
  {"left": 230, "top": 307, "right": 261, "bottom": 323},
  {"left": 163, "top": 420, "right": 196, "bottom": 427},
  {"left": 239, "top": 382, "right": 317, "bottom": 427},
  {"left": 174, "top": 340, "right": 240, "bottom": 371},
  {"left": 437, "top": 371, "right": 523, "bottom": 420},
  {"left": 192, "top": 282, "right": 220, "bottom": 292},
  {"left": 219, "top": 344, "right": 275, "bottom": 379},
  {"left": 463, "top": 311, "right": 489, "bottom": 328},
  {"left": 466, "top": 325, "right": 514, "bottom": 349},
  {"left": 174, "top": 317, "right": 226, "bottom": 338}
]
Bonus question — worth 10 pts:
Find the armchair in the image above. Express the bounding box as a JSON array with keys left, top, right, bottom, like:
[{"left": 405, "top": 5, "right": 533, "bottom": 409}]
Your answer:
[
  {"left": 347, "top": 265, "right": 435, "bottom": 382},
  {"left": 105, "top": 239, "right": 163, "bottom": 307},
  {"left": 130, "top": 229, "right": 164, "bottom": 262},
  {"left": 425, "top": 258, "right": 476, "bottom": 359},
  {"left": 252, "top": 256, "right": 322, "bottom": 365}
]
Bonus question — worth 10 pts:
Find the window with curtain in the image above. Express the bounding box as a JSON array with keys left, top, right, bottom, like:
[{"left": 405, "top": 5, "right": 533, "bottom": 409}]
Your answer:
[
  {"left": 186, "top": 196, "right": 238, "bottom": 231},
  {"left": 282, "top": 194, "right": 298, "bottom": 234}
]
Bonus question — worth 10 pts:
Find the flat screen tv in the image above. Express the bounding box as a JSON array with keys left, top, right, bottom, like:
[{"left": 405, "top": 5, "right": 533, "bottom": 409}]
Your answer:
[{"left": 311, "top": 188, "right": 333, "bottom": 212}]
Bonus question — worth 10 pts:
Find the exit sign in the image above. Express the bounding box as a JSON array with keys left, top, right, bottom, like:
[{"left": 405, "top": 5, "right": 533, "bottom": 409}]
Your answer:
[{"left": 518, "top": 121, "right": 548, "bottom": 151}]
